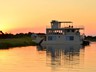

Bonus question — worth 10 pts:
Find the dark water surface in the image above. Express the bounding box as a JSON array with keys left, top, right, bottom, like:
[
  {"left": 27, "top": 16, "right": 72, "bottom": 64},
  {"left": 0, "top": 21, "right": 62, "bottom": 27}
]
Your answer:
[{"left": 0, "top": 42, "right": 96, "bottom": 72}]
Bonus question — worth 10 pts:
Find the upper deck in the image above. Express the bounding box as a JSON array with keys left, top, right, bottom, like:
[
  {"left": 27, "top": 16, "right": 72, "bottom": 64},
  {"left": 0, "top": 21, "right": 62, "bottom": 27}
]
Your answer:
[
  {"left": 46, "top": 20, "right": 84, "bottom": 35},
  {"left": 46, "top": 25, "right": 84, "bottom": 30},
  {"left": 46, "top": 20, "right": 84, "bottom": 30}
]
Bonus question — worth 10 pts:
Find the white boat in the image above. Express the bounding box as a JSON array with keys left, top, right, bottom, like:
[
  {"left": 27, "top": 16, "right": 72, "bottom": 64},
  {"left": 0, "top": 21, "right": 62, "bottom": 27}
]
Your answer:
[{"left": 31, "top": 20, "right": 85, "bottom": 45}]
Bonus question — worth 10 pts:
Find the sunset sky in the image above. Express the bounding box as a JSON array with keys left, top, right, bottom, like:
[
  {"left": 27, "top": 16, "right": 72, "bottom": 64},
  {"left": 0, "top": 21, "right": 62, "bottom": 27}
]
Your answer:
[{"left": 0, "top": 0, "right": 96, "bottom": 35}]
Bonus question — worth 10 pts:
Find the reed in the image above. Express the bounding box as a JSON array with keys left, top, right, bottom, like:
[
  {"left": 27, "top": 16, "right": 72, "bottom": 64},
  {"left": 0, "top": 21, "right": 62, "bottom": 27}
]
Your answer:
[{"left": 0, "top": 37, "right": 37, "bottom": 49}]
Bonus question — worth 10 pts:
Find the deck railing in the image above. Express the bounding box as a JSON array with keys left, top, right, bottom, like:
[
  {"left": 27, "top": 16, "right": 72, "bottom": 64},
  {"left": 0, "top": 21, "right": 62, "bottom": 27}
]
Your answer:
[{"left": 46, "top": 25, "right": 84, "bottom": 29}]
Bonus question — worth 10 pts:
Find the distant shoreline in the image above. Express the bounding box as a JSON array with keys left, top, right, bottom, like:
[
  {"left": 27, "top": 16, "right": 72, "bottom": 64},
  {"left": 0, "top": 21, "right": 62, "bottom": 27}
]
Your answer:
[{"left": 0, "top": 32, "right": 96, "bottom": 49}]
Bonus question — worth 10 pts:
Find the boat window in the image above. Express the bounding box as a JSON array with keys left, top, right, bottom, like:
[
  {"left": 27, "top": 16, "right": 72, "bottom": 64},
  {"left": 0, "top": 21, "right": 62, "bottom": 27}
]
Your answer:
[
  {"left": 72, "top": 29, "right": 75, "bottom": 32},
  {"left": 48, "top": 36, "right": 57, "bottom": 41},
  {"left": 67, "top": 29, "right": 70, "bottom": 32},
  {"left": 66, "top": 36, "right": 74, "bottom": 41},
  {"left": 48, "top": 36, "right": 52, "bottom": 41},
  {"left": 70, "top": 36, "right": 74, "bottom": 40}
]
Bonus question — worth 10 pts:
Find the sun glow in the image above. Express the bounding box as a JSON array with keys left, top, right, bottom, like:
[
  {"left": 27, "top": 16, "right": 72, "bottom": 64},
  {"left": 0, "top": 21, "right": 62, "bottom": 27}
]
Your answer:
[
  {"left": 0, "top": 0, "right": 96, "bottom": 35},
  {"left": 0, "top": 22, "right": 13, "bottom": 33}
]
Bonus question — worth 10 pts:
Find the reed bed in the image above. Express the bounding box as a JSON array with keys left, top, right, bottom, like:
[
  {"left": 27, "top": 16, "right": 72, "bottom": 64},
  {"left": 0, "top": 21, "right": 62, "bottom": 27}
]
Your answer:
[{"left": 0, "top": 37, "right": 37, "bottom": 49}]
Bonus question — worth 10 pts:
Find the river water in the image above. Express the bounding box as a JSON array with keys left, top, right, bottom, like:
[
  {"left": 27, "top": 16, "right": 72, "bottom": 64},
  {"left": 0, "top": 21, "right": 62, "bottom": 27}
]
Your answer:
[{"left": 0, "top": 42, "right": 96, "bottom": 72}]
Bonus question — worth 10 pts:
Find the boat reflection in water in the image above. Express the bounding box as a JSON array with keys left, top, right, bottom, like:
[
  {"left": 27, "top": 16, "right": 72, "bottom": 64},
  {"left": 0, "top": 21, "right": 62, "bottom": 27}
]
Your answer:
[{"left": 37, "top": 44, "right": 85, "bottom": 71}]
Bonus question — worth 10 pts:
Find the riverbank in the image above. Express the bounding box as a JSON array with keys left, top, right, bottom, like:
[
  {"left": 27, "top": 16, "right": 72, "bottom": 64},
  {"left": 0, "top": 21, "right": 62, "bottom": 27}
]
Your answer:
[{"left": 0, "top": 37, "right": 37, "bottom": 49}]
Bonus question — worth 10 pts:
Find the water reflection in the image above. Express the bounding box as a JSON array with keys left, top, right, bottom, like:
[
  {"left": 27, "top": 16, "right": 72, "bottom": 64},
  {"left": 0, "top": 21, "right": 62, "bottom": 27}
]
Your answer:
[{"left": 37, "top": 44, "right": 85, "bottom": 71}]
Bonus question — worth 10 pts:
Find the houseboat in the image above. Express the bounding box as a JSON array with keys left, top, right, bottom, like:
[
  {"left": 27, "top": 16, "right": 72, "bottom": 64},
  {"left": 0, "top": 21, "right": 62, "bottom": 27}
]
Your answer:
[{"left": 31, "top": 20, "right": 89, "bottom": 45}]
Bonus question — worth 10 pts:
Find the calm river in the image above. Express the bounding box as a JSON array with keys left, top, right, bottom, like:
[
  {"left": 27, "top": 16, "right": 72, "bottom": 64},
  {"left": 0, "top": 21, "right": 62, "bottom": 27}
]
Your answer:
[{"left": 0, "top": 42, "right": 96, "bottom": 72}]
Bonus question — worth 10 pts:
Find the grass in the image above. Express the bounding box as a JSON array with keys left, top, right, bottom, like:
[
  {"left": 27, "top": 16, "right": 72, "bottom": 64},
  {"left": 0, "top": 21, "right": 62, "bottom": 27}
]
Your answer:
[{"left": 0, "top": 37, "right": 37, "bottom": 49}]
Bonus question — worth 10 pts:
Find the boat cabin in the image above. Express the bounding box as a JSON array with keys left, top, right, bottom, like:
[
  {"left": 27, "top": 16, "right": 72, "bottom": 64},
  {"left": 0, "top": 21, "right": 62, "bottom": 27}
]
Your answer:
[{"left": 46, "top": 20, "right": 84, "bottom": 43}]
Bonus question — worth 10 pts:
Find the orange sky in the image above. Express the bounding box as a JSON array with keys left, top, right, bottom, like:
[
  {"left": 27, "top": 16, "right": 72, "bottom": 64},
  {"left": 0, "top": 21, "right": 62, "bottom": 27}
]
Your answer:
[{"left": 0, "top": 0, "right": 96, "bottom": 35}]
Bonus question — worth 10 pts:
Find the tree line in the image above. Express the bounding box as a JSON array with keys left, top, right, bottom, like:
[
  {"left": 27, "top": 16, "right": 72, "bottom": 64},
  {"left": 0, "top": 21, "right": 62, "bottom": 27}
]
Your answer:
[
  {"left": 0, "top": 31, "right": 45, "bottom": 39},
  {"left": 0, "top": 31, "right": 96, "bottom": 41},
  {"left": 85, "top": 36, "right": 96, "bottom": 41}
]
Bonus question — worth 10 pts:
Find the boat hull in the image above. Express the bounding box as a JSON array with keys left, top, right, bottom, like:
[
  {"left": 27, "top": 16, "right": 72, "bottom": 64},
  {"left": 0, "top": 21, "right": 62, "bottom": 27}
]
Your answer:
[
  {"left": 32, "top": 39, "right": 83, "bottom": 45},
  {"left": 41, "top": 41, "right": 83, "bottom": 45}
]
